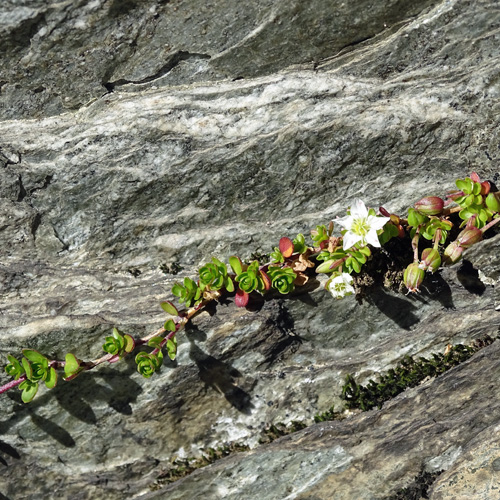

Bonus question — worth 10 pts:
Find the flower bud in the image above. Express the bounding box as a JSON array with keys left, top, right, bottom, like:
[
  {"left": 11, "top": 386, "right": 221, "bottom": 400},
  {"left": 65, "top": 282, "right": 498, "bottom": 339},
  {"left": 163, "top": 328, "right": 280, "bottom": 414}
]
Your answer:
[
  {"left": 442, "top": 241, "right": 463, "bottom": 266},
  {"left": 456, "top": 227, "right": 482, "bottom": 248},
  {"left": 403, "top": 262, "right": 425, "bottom": 293},
  {"left": 418, "top": 248, "right": 441, "bottom": 273},
  {"left": 414, "top": 196, "right": 445, "bottom": 216},
  {"left": 485, "top": 192, "right": 500, "bottom": 213}
]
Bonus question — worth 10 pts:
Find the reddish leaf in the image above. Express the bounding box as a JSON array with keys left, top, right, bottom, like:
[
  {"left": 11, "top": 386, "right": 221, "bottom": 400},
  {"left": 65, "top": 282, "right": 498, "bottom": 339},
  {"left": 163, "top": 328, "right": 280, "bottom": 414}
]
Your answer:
[
  {"left": 470, "top": 172, "right": 481, "bottom": 182},
  {"left": 279, "top": 237, "right": 294, "bottom": 258},
  {"left": 235, "top": 289, "right": 249, "bottom": 308},
  {"left": 379, "top": 206, "right": 391, "bottom": 217},
  {"left": 481, "top": 181, "right": 490, "bottom": 195},
  {"left": 259, "top": 270, "right": 271, "bottom": 291}
]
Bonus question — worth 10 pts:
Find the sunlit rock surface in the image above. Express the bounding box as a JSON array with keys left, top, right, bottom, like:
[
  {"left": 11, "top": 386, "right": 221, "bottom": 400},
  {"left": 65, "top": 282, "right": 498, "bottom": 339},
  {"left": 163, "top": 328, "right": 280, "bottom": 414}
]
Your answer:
[{"left": 0, "top": 0, "right": 499, "bottom": 498}]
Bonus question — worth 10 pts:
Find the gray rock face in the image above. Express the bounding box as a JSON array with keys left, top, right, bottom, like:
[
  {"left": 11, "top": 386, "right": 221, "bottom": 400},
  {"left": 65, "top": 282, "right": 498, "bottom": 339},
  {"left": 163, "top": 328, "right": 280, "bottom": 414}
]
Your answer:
[{"left": 1, "top": 0, "right": 499, "bottom": 499}]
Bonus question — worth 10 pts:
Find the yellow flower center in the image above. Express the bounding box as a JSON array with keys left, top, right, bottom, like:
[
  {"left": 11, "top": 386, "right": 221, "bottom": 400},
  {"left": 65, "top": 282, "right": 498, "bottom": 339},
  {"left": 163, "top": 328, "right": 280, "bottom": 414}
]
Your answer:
[{"left": 352, "top": 218, "right": 369, "bottom": 236}]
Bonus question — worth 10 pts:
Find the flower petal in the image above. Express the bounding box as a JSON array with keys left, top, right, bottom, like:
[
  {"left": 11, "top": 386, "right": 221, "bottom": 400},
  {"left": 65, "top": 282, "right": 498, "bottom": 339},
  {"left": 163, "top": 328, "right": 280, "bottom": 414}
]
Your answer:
[
  {"left": 365, "top": 229, "right": 382, "bottom": 248},
  {"left": 350, "top": 199, "right": 368, "bottom": 218},
  {"left": 367, "top": 214, "right": 390, "bottom": 230},
  {"left": 336, "top": 214, "right": 353, "bottom": 230},
  {"left": 342, "top": 231, "right": 361, "bottom": 250}
]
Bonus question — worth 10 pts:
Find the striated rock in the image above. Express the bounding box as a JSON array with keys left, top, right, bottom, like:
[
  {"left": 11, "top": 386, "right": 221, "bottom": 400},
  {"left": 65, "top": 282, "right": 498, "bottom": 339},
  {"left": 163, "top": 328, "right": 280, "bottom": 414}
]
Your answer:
[
  {"left": 140, "top": 340, "right": 500, "bottom": 500},
  {"left": 0, "top": 0, "right": 499, "bottom": 499}
]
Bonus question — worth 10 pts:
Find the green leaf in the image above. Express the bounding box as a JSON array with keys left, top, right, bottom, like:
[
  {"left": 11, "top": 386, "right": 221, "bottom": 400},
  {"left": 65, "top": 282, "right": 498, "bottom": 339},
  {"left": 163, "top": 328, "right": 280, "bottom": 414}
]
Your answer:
[
  {"left": 184, "top": 277, "right": 195, "bottom": 291},
  {"left": 148, "top": 336, "right": 164, "bottom": 349},
  {"left": 270, "top": 248, "right": 284, "bottom": 264},
  {"left": 316, "top": 259, "right": 336, "bottom": 273},
  {"left": 350, "top": 258, "right": 361, "bottom": 273},
  {"left": 164, "top": 319, "right": 177, "bottom": 332},
  {"left": 407, "top": 208, "right": 428, "bottom": 228},
  {"left": 22, "top": 358, "right": 33, "bottom": 381},
  {"left": 64, "top": 353, "right": 82, "bottom": 380},
  {"left": 123, "top": 334, "right": 135, "bottom": 353},
  {"left": 472, "top": 182, "right": 481, "bottom": 195},
  {"left": 152, "top": 351, "right": 164, "bottom": 369},
  {"left": 293, "top": 233, "right": 307, "bottom": 254},
  {"left": 20, "top": 380, "right": 39, "bottom": 403},
  {"left": 111, "top": 328, "right": 126, "bottom": 349},
  {"left": 456, "top": 178, "right": 473, "bottom": 193},
  {"left": 44, "top": 367, "right": 58, "bottom": 389},
  {"left": 5, "top": 355, "right": 25, "bottom": 379},
  {"left": 22, "top": 349, "right": 48, "bottom": 365},
  {"left": 166, "top": 337, "right": 177, "bottom": 361},
  {"left": 229, "top": 256, "right": 243, "bottom": 275},
  {"left": 160, "top": 300, "right": 179, "bottom": 316},
  {"left": 225, "top": 276, "right": 235, "bottom": 293},
  {"left": 171, "top": 283, "right": 184, "bottom": 297}
]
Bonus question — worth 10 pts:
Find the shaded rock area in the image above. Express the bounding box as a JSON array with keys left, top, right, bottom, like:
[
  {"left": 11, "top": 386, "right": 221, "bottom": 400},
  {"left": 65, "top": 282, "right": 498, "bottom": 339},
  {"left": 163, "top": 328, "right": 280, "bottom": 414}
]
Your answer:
[{"left": 0, "top": 0, "right": 499, "bottom": 499}]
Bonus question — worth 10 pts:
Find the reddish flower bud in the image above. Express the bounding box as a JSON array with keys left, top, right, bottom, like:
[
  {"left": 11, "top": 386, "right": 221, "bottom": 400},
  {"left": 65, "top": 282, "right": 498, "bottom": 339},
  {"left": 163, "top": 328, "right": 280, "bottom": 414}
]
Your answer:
[
  {"left": 414, "top": 196, "right": 445, "bottom": 216},
  {"left": 485, "top": 192, "right": 500, "bottom": 213},
  {"left": 418, "top": 248, "right": 441, "bottom": 273},
  {"left": 403, "top": 263, "right": 425, "bottom": 293},
  {"left": 442, "top": 241, "right": 463, "bottom": 266},
  {"left": 456, "top": 227, "right": 482, "bottom": 248}
]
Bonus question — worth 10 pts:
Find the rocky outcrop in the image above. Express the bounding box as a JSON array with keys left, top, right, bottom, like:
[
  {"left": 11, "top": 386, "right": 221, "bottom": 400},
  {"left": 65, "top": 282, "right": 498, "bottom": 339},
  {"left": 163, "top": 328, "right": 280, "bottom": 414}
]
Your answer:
[{"left": 0, "top": 0, "right": 499, "bottom": 499}]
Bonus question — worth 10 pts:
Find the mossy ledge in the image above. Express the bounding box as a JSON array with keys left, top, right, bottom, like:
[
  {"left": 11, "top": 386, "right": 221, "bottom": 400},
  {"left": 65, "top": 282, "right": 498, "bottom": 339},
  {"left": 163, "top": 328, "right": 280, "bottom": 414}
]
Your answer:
[{"left": 149, "top": 334, "right": 496, "bottom": 490}]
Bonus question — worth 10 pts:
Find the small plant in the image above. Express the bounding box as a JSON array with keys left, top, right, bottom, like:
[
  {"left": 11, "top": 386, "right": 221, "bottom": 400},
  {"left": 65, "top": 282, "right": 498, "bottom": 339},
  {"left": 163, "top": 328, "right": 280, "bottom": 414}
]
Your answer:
[
  {"left": 1, "top": 172, "right": 499, "bottom": 402},
  {"left": 341, "top": 336, "right": 494, "bottom": 411}
]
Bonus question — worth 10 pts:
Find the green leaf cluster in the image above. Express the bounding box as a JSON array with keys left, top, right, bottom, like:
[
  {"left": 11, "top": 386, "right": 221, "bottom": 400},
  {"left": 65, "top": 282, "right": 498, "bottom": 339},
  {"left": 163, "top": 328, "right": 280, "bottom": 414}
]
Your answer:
[
  {"left": 407, "top": 207, "right": 429, "bottom": 228},
  {"left": 102, "top": 328, "right": 135, "bottom": 358},
  {"left": 292, "top": 233, "right": 308, "bottom": 254},
  {"left": 198, "top": 257, "right": 234, "bottom": 292},
  {"left": 234, "top": 261, "right": 269, "bottom": 293},
  {"left": 454, "top": 177, "right": 493, "bottom": 227},
  {"left": 172, "top": 277, "right": 202, "bottom": 308},
  {"left": 310, "top": 225, "right": 329, "bottom": 245},
  {"left": 316, "top": 246, "right": 370, "bottom": 274},
  {"left": 136, "top": 350, "right": 164, "bottom": 378},
  {"left": 270, "top": 247, "right": 284, "bottom": 264},
  {"left": 5, "top": 350, "right": 58, "bottom": 403},
  {"left": 266, "top": 266, "right": 296, "bottom": 294},
  {"left": 419, "top": 218, "right": 453, "bottom": 243}
]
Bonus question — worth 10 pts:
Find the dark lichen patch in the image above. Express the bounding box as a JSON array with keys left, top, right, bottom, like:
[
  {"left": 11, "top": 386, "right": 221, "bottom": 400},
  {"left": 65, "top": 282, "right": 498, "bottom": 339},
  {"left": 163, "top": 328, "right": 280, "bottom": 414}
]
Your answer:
[
  {"left": 159, "top": 262, "right": 183, "bottom": 275},
  {"left": 385, "top": 468, "right": 443, "bottom": 500},
  {"left": 341, "top": 335, "right": 495, "bottom": 411}
]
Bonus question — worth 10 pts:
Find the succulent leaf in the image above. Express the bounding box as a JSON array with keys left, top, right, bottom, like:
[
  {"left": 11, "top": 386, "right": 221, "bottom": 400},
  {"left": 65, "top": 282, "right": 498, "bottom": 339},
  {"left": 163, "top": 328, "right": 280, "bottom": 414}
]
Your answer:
[
  {"left": 279, "top": 237, "right": 294, "bottom": 258},
  {"left": 160, "top": 301, "right": 178, "bottom": 316},
  {"left": 20, "top": 380, "right": 38, "bottom": 403}
]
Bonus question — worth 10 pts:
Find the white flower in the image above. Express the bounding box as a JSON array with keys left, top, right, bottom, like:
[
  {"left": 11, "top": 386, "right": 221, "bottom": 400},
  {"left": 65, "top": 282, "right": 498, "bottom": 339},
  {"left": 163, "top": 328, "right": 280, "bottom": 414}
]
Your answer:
[
  {"left": 327, "top": 273, "right": 355, "bottom": 299},
  {"left": 336, "top": 199, "right": 390, "bottom": 250}
]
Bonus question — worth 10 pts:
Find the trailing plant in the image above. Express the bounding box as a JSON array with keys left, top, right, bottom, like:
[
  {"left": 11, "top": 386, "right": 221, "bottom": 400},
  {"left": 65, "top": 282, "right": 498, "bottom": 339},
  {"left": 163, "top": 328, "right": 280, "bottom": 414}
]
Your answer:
[{"left": 1, "top": 172, "right": 499, "bottom": 402}]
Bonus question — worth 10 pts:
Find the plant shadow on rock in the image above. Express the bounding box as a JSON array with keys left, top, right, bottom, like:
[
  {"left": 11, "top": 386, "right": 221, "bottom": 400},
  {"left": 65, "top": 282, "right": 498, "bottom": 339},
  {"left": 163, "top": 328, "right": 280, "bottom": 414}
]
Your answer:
[
  {"left": 180, "top": 289, "right": 309, "bottom": 414},
  {"left": 187, "top": 341, "right": 254, "bottom": 414},
  {"left": 0, "top": 439, "right": 20, "bottom": 466},
  {"left": 362, "top": 272, "right": 454, "bottom": 330},
  {"left": 456, "top": 259, "right": 486, "bottom": 295},
  {"left": 2, "top": 365, "right": 143, "bottom": 448}
]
